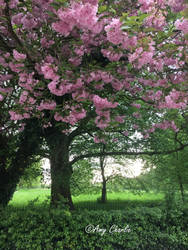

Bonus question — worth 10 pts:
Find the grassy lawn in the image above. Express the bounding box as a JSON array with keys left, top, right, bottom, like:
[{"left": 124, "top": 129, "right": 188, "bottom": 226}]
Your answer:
[{"left": 9, "top": 188, "right": 164, "bottom": 209}]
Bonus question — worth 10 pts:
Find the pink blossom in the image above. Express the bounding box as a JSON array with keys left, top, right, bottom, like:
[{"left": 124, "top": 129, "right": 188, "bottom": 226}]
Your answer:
[
  {"left": 41, "top": 38, "right": 54, "bottom": 48},
  {"left": 144, "top": 12, "right": 166, "bottom": 30},
  {"left": 93, "top": 95, "right": 118, "bottom": 110},
  {"left": 37, "top": 101, "right": 56, "bottom": 111},
  {"left": 9, "top": 111, "right": 23, "bottom": 120},
  {"left": 23, "top": 113, "right": 30, "bottom": 119},
  {"left": 94, "top": 136, "right": 106, "bottom": 144},
  {"left": 137, "top": 51, "right": 153, "bottom": 68},
  {"left": 144, "top": 133, "right": 149, "bottom": 139},
  {"left": 21, "top": 13, "right": 38, "bottom": 29},
  {"left": 138, "top": 0, "right": 154, "bottom": 12},
  {"left": 114, "top": 115, "right": 125, "bottom": 123},
  {"left": 128, "top": 47, "right": 143, "bottom": 63},
  {"left": 69, "top": 57, "right": 82, "bottom": 66},
  {"left": 133, "top": 124, "right": 139, "bottom": 130},
  {"left": 82, "top": 0, "right": 98, "bottom": 5},
  {"left": 9, "top": 0, "right": 19, "bottom": 8},
  {"left": 132, "top": 103, "right": 141, "bottom": 109},
  {"left": 41, "top": 64, "right": 58, "bottom": 80},
  {"left": 75, "top": 3, "right": 98, "bottom": 30},
  {"left": 19, "top": 91, "right": 28, "bottom": 104},
  {"left": 175, "top": 18, "right": 188, "bottom": 34},
  {"left": 12, "top": 13, "right": 24, "bottom": 25},
  {"left": 9, "top": 62, "right": 24, "bottom": 73},
  {"left": 133, "top": 112, "right": 141, "bottom": 119},
  {"left": 123, "top": 131, "right": 129, "bottom": 136},
  {"left": 168, "top": 0, "right": 186, "bottom": 12},
  {"left": 0, "top": 94, "right": 4, "bottom": 101},
  {"left": 54, "top": 112, "right": 64, "bottom": 122},
  {"left": 101, "top": 49, "right": 123, "bottom": 62},
  {"left": 105, "top": 18, "right": 124, "bottom": 45},
  {"left": 13, "top": 50, "right": 26, "bottom": 61}
]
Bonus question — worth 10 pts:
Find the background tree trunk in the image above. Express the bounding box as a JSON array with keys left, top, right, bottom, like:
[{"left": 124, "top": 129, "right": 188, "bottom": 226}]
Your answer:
[
  {"left": 100, "top": 145, "right": 107, "bottom": 203},
  {"left": 101, "top": 179, "right": 107, "bottom": 203}
]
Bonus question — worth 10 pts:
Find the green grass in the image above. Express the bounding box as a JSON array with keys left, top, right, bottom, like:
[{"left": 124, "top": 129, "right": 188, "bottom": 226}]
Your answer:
[
  {"left": 9, "top": 188, "right": 50, "bottom": 206},
  {"left": 9, "top": 188, "right": 164, "bottom": 210}
]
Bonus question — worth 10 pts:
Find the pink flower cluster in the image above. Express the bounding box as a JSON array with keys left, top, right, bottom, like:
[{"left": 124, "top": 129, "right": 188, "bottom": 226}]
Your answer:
[
  {"left": 144, "top": 11, "right": 166, "bottom": 30},
  {"left": 105, "top": 18, "right": 124, "bottom": 45},
  {"left": 157, "top": 89, "right": 187, "bottom": 109},
  {"left": 18, "top": 72, "right": 38, "bottom": 91},
  {"left": 154, "top": 120, "right": 179, "bottom": 132},
  {"left": 101, "top": 48, "right": 123, "bottom": 62},
  {"left": 9, "top": 111, "right": 30, "bottom": 120},
  {"left": 52, "top": 1, "right": 98, "bottom": 36},
  {"left": 93, "top": 95, "right": 118, "bottom": 111},
  {"left": 114, "top": 115, "right": 125, "bottom": 123},
  {"left": 0, "top": 94, "right": 4, "bottom": 101},
  {"left": 138, "top": 0, "right": 154, "bottom": 12},
  {"left": 13, "top": 50, "right": 26, "bottom": 61},
  {"left": 94, "top": 135, "right": 106, "bottom": 144},
  {"left": 41, "top": 63, "right": 58, "bottom": 80},
  {"left": 143, "top": 120, "right": 179, "bottom": 139},
  {"left": 132, "top": 103, "right": 141, "bottom": 109},
  {"left": 54, "top": 105, "right": 86, "bottom": 125},
  {"left": 168, "top": 0, "right": 186, "bottom": 12},
  {"left": 129, "top": 43, "right": 155, "bottom": 69},
  {"left": 175, "top": 18, "right": 188, "bottom": 35},
  {"left": 93, "top": 95, "right": 118, "bottom": 129},
  {"left": 133, "top": 112, "right": 141, "bottom": 119},
  {"left": 37, "top": 100, "right": 56, "bottom": 111},
  {"left": 105, "top": 18, "right": 137, "bottom": 49}
]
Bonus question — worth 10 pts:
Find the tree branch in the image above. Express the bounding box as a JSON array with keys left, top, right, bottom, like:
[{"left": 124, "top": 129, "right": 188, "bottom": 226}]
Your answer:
[{"left": 69, "top": 143, "right": 188, "bottom": 166}]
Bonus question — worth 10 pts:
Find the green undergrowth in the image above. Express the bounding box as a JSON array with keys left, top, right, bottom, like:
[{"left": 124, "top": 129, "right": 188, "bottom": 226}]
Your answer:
[{"left": 1, "top": 202, "right": 188, "bottom": 250}]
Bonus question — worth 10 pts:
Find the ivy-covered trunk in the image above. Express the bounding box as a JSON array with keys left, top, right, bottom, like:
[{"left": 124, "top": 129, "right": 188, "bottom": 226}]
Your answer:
[
  {"left": 46, "top": 132, "right": 74, "bottom": 210},
  {"left": 0, "top": 119, "right": 42, "bottom": 207},
  {"left": 0, "top": 168, "right": 16, "bottom": 207}
]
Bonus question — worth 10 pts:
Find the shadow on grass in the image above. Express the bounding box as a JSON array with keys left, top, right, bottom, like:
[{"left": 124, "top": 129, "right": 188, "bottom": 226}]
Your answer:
[{"left": 74, "top": 199, "right": 164, "bottom": 211}]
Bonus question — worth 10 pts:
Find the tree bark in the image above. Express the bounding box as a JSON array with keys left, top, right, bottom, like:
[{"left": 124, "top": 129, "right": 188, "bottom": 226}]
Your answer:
[
  {"left": 177, "top": 172, "right": 185, "bottom": 203},
  {"left": 0, "top": 168, "right": 16, "bottom": 207},
  {"left": 100, "top": 147, "right": 107, "bottom": 203},
  {"left": 0, "top": 119, "right": 42, "bottom": 207},
  {"left": 101, "top": 179, "right": 107, "bottom": 203},
  {"left": 46, "top": 131, "right": 74, "bottom": 210}
]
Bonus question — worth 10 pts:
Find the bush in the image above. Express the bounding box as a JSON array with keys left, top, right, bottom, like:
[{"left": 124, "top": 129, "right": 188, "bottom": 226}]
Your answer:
[{"left": 0, "top": 204, "right": 188, "bottom": 250}]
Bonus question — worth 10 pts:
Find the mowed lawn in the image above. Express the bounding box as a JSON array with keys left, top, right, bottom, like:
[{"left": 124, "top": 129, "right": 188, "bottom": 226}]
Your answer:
[{"left": 9, "top": 188, "right": 164, "bottom": 209}]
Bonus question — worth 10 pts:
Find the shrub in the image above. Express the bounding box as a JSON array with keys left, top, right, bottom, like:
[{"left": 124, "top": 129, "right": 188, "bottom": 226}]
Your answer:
[{"left": 0, "top": 204, "right": 188, "bottom": 250}]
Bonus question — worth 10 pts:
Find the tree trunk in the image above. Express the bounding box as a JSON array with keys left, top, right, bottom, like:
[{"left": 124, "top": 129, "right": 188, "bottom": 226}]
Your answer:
[
  {"left": 101, "top": 180, "right": 107, "bottom": 203},
  {"left": 0, "top": 119, "right": 42, "bottom": 207},
  {"left": 177, "top": 172, "right": 185, "bottom": 203},
  {"left": 100, "top": 148, "right": 107, "bottom": 203},
  {"left": 46, "top": 132, "right": 74, "bottom": 210},
  {"left": 0, "top": 168, "right": 16, "bottom": 207}
]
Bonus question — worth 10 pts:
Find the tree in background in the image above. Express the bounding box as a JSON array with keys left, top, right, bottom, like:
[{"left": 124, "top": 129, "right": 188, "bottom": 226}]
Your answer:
[
  {"left": 70, "top": 159, "right": 94, "bottom": 196},
  {"left": 17, "top": 159, "right": 43, "bottom": 189},
  {"left": 0, "top": 0, "right": 188, "bottom": 209},
  {"left": 141, "top": 149, "right": 188, "bottom": 204}
]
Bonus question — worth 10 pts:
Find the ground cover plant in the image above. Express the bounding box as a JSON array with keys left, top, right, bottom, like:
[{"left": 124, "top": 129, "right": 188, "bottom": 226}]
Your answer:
[
  {"left": 1, "top": 190, "right": 188, "bottom": 250},
  {"left": 0, "top": 0, "right": 188, "bottom": 209}
]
